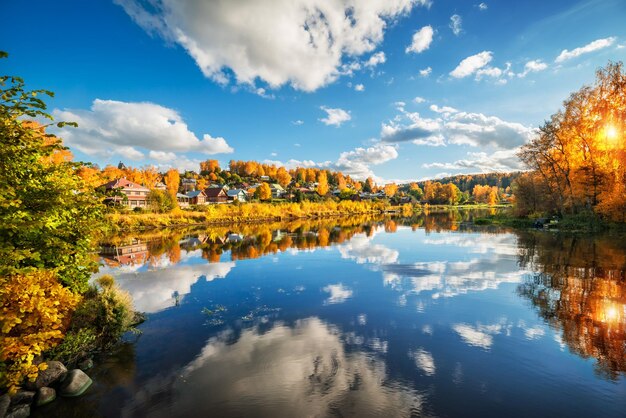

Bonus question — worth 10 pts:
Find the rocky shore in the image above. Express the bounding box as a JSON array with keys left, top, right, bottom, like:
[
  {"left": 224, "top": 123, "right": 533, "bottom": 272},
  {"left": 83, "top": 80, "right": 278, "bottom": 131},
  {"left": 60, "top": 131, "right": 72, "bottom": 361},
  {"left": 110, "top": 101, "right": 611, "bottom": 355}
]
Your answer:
[{"left": 1, "top": 361, "right": 93, "bottom": 418}]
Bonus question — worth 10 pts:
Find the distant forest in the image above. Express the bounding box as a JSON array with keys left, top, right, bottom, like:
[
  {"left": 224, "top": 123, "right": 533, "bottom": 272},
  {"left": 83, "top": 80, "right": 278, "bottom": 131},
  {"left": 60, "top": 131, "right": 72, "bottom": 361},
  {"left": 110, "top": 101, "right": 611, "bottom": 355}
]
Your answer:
[{"left": 415, "top": 172, "right": 521, "bottom": 193}]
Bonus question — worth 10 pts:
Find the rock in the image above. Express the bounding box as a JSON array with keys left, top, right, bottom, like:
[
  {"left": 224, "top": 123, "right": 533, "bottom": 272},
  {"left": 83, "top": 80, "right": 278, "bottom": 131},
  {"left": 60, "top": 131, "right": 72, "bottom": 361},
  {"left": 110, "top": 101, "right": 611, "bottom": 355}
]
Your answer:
[
  {"left": 78, "top": 358, "right": 93, "bottom": 371},
  {"left": 10, "top": 391, "right": 35, "bottom": 406},
  {"left": 36, "top": 387, "right": 56, "bottom": 407},
  {"left": 5, "top": 404, "right": 30, "bottom": 418},
  {"left": 24, "top": 361, "right": 67, "bottom": 390},
  {"left": 0, "top": 394, "right": 10, "bottom": 418},
  {"left": 59, "top": 369, "right": 92, "bottom": 397}
]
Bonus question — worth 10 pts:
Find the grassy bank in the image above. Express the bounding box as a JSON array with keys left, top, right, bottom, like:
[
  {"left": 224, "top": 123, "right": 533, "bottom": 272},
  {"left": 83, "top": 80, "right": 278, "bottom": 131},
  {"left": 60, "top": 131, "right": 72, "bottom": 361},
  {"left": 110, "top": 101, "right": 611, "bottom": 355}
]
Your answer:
[
  {"left": 104, "top": 200, "right": 397, "bottom": 232},
  {"left": 473, "top": 211, "right": 626, "bottom": 232}
]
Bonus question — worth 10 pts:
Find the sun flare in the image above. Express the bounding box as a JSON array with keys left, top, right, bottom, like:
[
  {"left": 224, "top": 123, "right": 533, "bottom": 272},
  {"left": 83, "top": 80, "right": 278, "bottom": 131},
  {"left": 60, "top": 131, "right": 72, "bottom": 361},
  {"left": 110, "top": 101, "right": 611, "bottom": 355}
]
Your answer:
[{"left": 605, "top": 124, "right": 618, "bottom": 140}]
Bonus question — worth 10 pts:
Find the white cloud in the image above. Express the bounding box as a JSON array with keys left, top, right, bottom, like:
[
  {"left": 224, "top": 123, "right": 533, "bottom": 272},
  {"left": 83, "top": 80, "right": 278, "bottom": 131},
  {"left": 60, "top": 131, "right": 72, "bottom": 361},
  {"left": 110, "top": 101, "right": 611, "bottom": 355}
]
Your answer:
[
  {"left": 443, "top": 111, "right": 533, "bottom": 148},
  {"left": 274, "top": 142, "right": 398, "bottom": 181},
  {"left": 449, "top": 14, "right": 462, "bottom": 36},
  {"left": 319, "top": 106, "right": 351, "bottom": 127},
  {"left": 116, "top": 0, "right": 427, "bottom": 92},
  {"left": 452, "top": 324, "right": 493, "bottom": 349},
  {"left": 149, "top": 150, "right": 177, "bottom": 162},
  {"left": 338, "top": 233, "right": 399, "bottom": 265},
  {"left": 423, "top": 149, "right": 524, "bottom": 172},
  {"left": 405, "top": 25, "right": 434, "bottom": 54},
  {"left": 53, "top": 99, "right": 234, "bottom": 162},
  {"left": 429, "top": 104, "right": 458, "bottom": 114},
  {"left": 450, "top": 51, "right": 492, "bottom": 78},
  {"left": 381, "top": 111, "right": 442, "bottom": 145},
  {"left": 99, "top": 256, "right": 235, "bottom": 313},
  {"left": 419, "top": 67, "right": 432, "bottom": 77},
  {"left": 292, "top": 119, "right": 304, "bottom": 126},
  {"left": 381, "top": 103, "right": 533, "bottom": 152},
  {"left": 335, "top": 143, "right": 398, "bottom": 179},
  {"left": 355, "top": 83, "right": 365, "bottom": 92},
  {"left": 409, "top": 348, "right": 436, "bottom": 376},
  {"left": 364, "top": 51, "right": 386, "bottom": 68},
  {"left": 323, "top": 283, "right": 353, "bottom": 304},
  {"left": 478, "top": 2, "right": 488, "bottom": 11},
  {"left": 413, "top": 96, "right": 426, "bottom": 103},
  {"left": 518, "top": 59, "right": 548, "bottom": 77},
  {"left": 555, "top": 37, "right": 616, "bottom": 63},
  {"left": 161, "top": 318, "right": 426, "bottom": 417}
]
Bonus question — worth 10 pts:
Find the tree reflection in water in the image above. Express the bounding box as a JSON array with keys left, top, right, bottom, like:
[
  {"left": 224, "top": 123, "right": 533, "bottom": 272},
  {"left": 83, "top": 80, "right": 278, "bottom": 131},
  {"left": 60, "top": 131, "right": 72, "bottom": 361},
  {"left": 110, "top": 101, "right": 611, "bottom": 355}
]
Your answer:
[{"left": 516, "top": 232, "right": 626, "bottom": 379}]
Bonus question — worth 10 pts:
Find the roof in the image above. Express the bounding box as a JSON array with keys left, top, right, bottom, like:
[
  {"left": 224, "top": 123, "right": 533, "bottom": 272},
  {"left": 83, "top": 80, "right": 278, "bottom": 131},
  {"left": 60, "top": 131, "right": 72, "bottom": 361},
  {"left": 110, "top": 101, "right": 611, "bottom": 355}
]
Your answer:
[
  {"left": 101, "top": 178, "right": 150, "bottom": 192},
  {"left": 226, "top": 189, "right": 245, "bottom": 196},
  {"left": 205, "top": 187, "right": 227, "bottom": 197},
  {"left": 270, "top": 183, "right": 285, "bottom": 191},
  {"left": 176, "top": 193, "right": 189, "bottom": 198},
  {"left": 186, "top": 190, "right": 206, "bottom": 198}
]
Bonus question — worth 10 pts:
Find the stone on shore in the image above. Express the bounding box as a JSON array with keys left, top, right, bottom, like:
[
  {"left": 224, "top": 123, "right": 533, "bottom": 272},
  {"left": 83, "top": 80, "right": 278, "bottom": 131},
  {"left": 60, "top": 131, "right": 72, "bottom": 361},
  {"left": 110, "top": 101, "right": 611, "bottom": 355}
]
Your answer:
[
  {"left": 9, "top": 391, "right": 34, "bottom": 406},
  {"left": 5, "top": 404, "right": 30, "bottom": 418},
  {"left": 36, "top": 387, "right": 56, "bottom": 407},
  {"left": 0, "top": 394, "right": 10, "bottom": 418},
  {"left": 78, "top": 358, "right": 94, "bottom": 371},
  {"left": 25, "top": 361, "right": 67, "bottom": 390},
  {"left": 59, "top": 369, "right": 92, "bottom": 397}
]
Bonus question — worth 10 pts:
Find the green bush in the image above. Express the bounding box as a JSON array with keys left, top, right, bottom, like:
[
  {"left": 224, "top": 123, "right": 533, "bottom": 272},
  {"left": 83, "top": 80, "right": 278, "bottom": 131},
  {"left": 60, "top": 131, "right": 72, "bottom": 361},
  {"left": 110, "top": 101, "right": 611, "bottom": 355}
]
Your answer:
[{"left": 69, "top": 275, "right": 136, "bottom": 348}]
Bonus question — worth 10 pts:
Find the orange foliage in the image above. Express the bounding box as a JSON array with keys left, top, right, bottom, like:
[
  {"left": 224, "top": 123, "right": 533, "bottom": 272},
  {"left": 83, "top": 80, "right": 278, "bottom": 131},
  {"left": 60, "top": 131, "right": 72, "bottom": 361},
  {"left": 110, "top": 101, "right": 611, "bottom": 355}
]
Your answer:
[{"left": 0, "top": 271, "right": 81, "bottom": 393}]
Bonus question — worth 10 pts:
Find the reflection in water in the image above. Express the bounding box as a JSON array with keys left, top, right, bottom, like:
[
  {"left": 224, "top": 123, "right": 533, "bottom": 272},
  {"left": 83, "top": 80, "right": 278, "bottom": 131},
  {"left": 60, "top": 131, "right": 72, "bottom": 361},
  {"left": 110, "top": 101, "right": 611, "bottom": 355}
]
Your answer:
[
  {"left": 516, "top": 232, "right": 626, "bottom": 379},
  {"left": 70, "top": 209, "right": 626, "bottom": 418},
  {"left": 122, "top": 318, "right": 425, "bottom": 418}
]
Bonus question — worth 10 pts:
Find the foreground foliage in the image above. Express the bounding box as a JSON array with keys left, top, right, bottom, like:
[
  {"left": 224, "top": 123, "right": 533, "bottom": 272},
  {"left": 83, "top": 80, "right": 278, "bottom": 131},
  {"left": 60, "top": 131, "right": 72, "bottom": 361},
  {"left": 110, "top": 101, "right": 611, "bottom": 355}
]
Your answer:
[
  {"left": 0, "top": 271, "right": 80, "bottom": 394},
  {"left": 0, "top": 54, "right": 104, "bottom": 292},
  {"left": 516, "top": 61, "right": 626, "bottom": 222},
  {"left": 105, "top": 200, "right": 391, "bottom": 231}
]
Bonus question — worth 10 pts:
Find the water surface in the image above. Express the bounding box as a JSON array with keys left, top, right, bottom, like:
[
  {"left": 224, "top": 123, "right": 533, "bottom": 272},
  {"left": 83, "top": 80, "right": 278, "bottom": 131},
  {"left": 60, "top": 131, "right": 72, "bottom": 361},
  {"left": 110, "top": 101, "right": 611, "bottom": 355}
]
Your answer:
[{"left": 36, "top": 211, "right": 626, "bottom": 417}]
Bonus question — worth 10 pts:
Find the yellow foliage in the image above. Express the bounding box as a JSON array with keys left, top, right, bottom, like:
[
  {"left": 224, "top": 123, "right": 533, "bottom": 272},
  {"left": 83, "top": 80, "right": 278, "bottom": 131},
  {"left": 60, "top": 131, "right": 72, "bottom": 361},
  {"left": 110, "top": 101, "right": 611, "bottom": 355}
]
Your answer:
[
  {"left": 105, "top": 200, "right": 389, "bottom": 232},
  {"left": 0, "top": 271, "right": 80, "bottom": 393}
]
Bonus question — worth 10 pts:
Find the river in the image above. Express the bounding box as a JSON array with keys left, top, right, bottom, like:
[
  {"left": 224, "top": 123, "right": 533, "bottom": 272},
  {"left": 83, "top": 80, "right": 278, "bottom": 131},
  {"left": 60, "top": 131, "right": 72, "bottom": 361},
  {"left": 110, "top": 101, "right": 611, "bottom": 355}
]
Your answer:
[{"left": 35, "top": 210, "right": 626, "bottom": 417}]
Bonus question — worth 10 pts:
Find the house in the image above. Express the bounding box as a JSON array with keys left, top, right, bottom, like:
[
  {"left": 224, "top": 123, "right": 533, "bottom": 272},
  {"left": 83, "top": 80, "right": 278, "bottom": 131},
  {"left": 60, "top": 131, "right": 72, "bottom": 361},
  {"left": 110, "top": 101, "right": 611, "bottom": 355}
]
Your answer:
[
  {"left": 204, "top": 187, "right": 228, "bottom": 203},
  {"left": 154, "top": 182, "right": 167, "bottom": 191},
  {"left": 176, "top": 193, "right": 190, "bottom": 208},
  {"left": 100, "top": 239, "right": 148, "bottom": 267},
  {"left": 269, "top": 183, "right": 285, "bottom": 198},
  {"left": 186, "top": 190, "right": 207, "bottom": 205},
  {"left": 181, "top": 178, "right": 197, "bottom": 192},
  {"left": 101, "top": 178, "right": 150, "bottom": 208},
  {"left": 226, "top": 189, "right": 247, "bottom": 202}
]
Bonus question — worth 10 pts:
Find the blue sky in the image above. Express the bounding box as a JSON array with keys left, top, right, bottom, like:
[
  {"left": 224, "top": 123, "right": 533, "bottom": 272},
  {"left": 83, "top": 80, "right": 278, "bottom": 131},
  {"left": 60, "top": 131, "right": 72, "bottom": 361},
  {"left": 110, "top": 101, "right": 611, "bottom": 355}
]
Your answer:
[{"left": 2, "top": 0, "right": 625, "bottom": 182}]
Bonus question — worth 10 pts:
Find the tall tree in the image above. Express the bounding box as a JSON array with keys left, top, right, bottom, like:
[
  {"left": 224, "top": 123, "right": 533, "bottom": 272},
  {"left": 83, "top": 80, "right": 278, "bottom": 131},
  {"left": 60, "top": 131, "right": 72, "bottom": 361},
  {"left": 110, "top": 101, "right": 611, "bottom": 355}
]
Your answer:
[
  {"left": 0, "top": 54, "right": 103, "bottom": 291},
  {"left": 317, "top": 171, "right": 329, "bottom": 196},
  {"left": 164, "top": 168, "right": 180, "bottom": 199}
]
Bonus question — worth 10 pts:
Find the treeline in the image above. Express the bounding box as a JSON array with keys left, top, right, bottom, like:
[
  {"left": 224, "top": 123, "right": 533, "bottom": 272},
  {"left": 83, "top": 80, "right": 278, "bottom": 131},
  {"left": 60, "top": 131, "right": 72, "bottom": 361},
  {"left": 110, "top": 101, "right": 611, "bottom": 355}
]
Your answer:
[
  {"left": 515, "top": 61, "right": 626, "bottom": 222},
  {"left": 416, "top": 172, "right": 519, "bottom": 193}
]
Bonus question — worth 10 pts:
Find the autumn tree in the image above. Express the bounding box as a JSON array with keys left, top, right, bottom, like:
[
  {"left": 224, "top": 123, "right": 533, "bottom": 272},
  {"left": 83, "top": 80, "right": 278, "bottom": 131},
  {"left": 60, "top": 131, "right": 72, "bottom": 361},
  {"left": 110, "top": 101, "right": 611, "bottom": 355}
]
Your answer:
[
  {"left": 0, "top": 58, "right": 103, "bottom": 292},
  {"left": 383, "top": 183, "right": 398, "bottom": 197},
  {"left": 164, "top": 168, "right": 180, "bottom": 199},
  {"left": 408, "top": 182, "right": 424, "bottom": 201},
  {"left": 517, "top": 61, "right": 626, "bottom": 221},
  {"left": 336, "top": 172, "right": 347, "bottom": 191},
  {"left": 140, "top": 166, "right": 160, "bottom": 189},
  {"left": 317, "top": 171, "right": 329, "bottom": 196},
  {"left": 255, "top": 182, "right": 272, "bottom": 201},
  {"left": 276, "top": 166, "right": 291, "bottom": 187},
  {"left": 200, "top": 159, "right": 220, "bottom": 174}
]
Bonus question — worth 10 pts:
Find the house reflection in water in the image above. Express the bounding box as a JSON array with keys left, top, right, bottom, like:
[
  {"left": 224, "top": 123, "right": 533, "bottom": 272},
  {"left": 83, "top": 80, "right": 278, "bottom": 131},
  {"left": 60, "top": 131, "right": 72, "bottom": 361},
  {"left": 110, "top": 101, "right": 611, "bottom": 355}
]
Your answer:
[{"left": 100, "top": 239, "right": 149, "bottom": 267}]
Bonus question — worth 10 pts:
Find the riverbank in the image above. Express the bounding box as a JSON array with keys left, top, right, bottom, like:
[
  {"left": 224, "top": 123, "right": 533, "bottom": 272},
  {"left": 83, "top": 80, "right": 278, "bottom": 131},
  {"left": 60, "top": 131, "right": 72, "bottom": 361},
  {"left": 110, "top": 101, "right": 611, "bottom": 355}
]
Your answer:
[
  {"left": 103, "top": 200, "right": 403, "bottom": 232},
  {"left": 474, "top": 211, "right": 626, "bottom": 232}
]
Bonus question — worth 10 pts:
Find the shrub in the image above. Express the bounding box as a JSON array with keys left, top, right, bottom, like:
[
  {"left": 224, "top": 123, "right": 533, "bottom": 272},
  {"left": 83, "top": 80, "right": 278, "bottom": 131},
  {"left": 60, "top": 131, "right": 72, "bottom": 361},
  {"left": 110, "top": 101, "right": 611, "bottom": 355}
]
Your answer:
[
  {"left": 70, "top": 275, "right": 136, "bottom": 347},
  {"left": 0, "top": 271, "right": 81, "bottom": 393}
]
